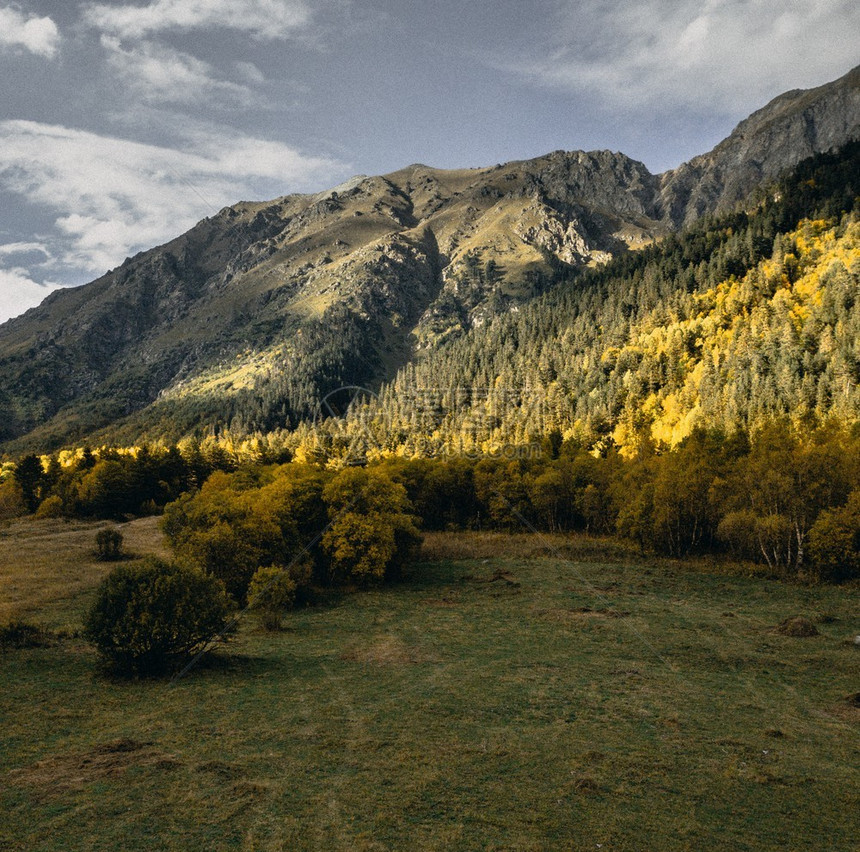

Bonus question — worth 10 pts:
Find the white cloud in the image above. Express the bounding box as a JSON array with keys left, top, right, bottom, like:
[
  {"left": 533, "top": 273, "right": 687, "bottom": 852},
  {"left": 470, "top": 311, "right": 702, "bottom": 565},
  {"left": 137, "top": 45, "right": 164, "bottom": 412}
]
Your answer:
[
  {"left": 235, "top": 61, "right": 266, "bottom": 85},
  {"left": 101, "top": 36, "right": 257, "bottom": 106},
  {"left": 0, "top": 120, "right": 346, "bottom": 300},
  {"left": 0, "top": 267, "right": 63, "bottom": 323},
  {"left": 0, "top": 5, "right": 60, "bottom": 58},
  {"left": 514, "top": 0, "right": 860, "bottom": 113},
  {"left": 0, "top": 242, "right": 51, "bottom": 259},
  {"left": 83, "top": 0, "right": 312, "bottom": 40}
]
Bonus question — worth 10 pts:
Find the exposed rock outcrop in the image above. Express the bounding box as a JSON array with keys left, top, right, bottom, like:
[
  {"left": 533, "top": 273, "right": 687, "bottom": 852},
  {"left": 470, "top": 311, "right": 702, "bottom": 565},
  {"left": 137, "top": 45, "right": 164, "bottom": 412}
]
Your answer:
[{"left": 660, "top": 65, "right": 860, "bottom": 226}]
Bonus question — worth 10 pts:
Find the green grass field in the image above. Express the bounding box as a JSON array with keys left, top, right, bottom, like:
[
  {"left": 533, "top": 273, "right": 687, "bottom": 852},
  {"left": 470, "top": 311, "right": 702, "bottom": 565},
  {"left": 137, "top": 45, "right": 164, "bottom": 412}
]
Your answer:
[{"left": 1, "top": 519, "right": 858, "bottom": 851}]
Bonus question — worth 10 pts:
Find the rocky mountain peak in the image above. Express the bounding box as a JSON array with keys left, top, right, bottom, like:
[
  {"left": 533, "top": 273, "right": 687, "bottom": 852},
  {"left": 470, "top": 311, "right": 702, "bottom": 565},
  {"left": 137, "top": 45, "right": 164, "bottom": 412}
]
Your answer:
[{"left": 659, "top": 64, "right": 860, "bottom": 226}]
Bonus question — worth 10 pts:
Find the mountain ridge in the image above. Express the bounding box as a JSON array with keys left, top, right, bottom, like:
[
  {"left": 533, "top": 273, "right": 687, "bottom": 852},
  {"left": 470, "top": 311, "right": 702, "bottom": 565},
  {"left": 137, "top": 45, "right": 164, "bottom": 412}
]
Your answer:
[{"left": 1, "top": 64, "right": 858, "bottom": 452}]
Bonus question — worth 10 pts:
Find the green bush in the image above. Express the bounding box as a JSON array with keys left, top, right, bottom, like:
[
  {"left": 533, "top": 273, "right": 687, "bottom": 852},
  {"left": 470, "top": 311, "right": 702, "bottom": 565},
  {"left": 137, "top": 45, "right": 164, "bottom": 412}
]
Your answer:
[
  {"left": 161, "top": 469, "right": 313, "bottom": 604},
  {"left": 807, "top": 491, "right": 860, "bottom": 583},
  {"left": 84, "top": 558, "right": 232, "bottom": 677},
  {"left": 322, "top": 468, "right": 422, "bottom": 584},
  {"left": 248, "top": 565, "right": 297, "bottom": 630},
  {"left": 0, "top": 479, "right": 26, "bottom": 521},
  {"left": 95, "top": 528, "right": 124, "bottom": 560},
  {"left": 35, "top": 495, "right": 64, "bottom": 519}
]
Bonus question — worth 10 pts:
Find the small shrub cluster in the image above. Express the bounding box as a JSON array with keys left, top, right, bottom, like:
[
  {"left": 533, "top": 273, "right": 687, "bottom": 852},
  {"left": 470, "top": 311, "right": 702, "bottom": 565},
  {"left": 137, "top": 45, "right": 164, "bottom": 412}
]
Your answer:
[
  {"left": 248, "top": 566, "right": 297, "bottom": 631},
  {"left": 0, "top": 620, "right": 55, "bottom": 649},
  {"left": 162, "top": 464, "right": 422, "bottom": 610},
  {"left": 95, "top": 528, "right": 124, "bottom": 561}
]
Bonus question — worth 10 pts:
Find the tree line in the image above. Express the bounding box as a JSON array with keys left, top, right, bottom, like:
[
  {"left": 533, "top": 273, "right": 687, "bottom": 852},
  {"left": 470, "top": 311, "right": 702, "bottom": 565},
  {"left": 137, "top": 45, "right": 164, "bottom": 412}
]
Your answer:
[{"left": 4, "top": 420, "right": 860, "bottom": 584}]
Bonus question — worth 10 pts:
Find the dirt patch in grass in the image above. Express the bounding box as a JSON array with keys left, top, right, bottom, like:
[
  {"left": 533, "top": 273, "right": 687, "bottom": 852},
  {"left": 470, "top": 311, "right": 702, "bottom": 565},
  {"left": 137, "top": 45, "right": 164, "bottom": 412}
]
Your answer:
[
  {"left": 7, "top": 738, "right": 178, "bottom": 797},
  {"left": 464, "top": 567, "right": 521, "bottom": 588},
  {"left": 340, "top": 634, "right": 434, "bottom": 666},
  {"left": 774, "top": 616, "right": 820, "bottom": 637},
  {"left": 422, "top": 595, "right": 460, "bottom": 607},
  {"left": 826, "top": 693, "right": 860, "bottom": 723},
  {"left": 194, "top": 759, "right": 246, "bottom": 779},
  {"left": 846, "top": 692, "right": 860, "bottom": 708},
  {"left": 532, "top": 605, "right": 630, "bottom": 624},
  {"left": 570, "top": 775, "right": 601, "bottom": 793}
]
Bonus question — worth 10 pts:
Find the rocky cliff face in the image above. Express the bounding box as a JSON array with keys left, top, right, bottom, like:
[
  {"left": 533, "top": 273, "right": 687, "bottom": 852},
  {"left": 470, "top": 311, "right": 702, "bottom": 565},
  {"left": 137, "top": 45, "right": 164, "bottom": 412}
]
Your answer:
[
  {"left": 659, "top": 65, "right": 860, "bottom": 226},
  {"left": 0, "top": 64, "right": 858, "bottom": 450}
]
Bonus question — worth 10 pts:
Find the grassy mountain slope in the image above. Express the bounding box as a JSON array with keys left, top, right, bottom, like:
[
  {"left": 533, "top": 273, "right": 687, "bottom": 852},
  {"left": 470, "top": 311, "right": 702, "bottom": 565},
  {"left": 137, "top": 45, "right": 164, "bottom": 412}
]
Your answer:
[{"left": 0, "top": 152, "right": 669, "bottom": 451}]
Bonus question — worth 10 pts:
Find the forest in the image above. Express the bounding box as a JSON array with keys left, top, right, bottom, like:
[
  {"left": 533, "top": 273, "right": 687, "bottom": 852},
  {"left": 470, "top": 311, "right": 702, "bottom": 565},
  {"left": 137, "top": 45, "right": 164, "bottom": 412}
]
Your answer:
[
  {"left": 329, "top": 141, "right": 860, "bottom": 456},
  {"left": 61, "top": 139, "right": 857, "bottom": 452}
]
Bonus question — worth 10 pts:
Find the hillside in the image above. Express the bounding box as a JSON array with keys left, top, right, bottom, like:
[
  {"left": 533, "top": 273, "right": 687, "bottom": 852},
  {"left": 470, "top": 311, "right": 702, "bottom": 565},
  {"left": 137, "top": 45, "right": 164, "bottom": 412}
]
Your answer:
[
  {"left": 338, "top": 142, "right": 860, "bottom": 458},
  {"left": 0, "top": 152, "right": 669, "bottom": 450},
  {"left": 0, "top": 64, "right": 858, "bottom": 453},
  {"left": 659, "top": 64, "right": 860, "bottom": 226}
]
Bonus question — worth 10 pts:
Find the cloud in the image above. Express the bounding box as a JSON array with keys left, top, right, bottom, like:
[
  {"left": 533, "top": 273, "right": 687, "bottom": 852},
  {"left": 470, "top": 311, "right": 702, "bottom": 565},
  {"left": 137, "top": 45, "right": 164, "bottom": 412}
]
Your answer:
[
  {"left": 0, "top": 242, "right": 52, "bottom": 259},
  {"left": 235, "top": 61, "right": 266, "bottom": 85},
  {"left": 0, "top": 5, "right": 60, "bottom": 58},
  {"left": 512, "top": 0, "right": 860, "bottom": 114},
  {"left": 0, "top": 119, "right": 346, "bottom": 288},
  {"left": 101, "top": 36, "right": 258, "bottom": 106},
  {"left": 0, "top": 267, "right": 63, "bottom": 323},
  {"left": 83, "top": 0, "right": 312, "bottom": 40}
]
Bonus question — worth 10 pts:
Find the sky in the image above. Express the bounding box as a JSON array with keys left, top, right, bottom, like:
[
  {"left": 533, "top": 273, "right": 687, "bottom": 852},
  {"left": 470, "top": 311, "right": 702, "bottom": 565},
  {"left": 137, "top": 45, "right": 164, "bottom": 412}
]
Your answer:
[{"left": 0, "top": 0, "right": 857, "bottom": 323}]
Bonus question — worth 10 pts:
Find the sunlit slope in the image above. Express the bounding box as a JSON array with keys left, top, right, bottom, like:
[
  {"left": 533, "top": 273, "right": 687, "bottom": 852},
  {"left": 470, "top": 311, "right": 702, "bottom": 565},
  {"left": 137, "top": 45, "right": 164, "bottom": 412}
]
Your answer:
[
  {"left": 613, "top": 218, "right": 860, "bottom": 446},
  {"left": 365, "top": 214, "right": 860, "bottom": 455}
]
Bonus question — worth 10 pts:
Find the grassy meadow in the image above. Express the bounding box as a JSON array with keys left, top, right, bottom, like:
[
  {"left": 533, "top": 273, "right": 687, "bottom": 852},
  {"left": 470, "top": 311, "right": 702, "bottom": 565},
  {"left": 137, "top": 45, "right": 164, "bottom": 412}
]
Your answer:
[{"left": 1, "top": 518, "right": 859, "bottom": 851}]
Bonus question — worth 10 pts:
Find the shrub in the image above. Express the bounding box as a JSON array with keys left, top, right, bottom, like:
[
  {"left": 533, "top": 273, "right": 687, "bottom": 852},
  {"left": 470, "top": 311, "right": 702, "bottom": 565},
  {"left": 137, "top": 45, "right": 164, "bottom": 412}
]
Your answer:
[
  {"left": 35, "top": 495, "right": 64, "bottom": 519},
  {"left": 0, "top": 620, "right": 54, "bottom": 648},
  {"left": 171, "top": 520, "right": 267, "bottom": 605},
  {"left": 84, "top": 558, "right": 232, "bottom": 677},
  {"left": 95, "top": 528, "right": 124, "bottom": 560},
  {"left": 248, "top": 565, "right": 297, "bottom": 630},
  {"left": 0, "top": 479, "right": 26, "bottom": 521},
  {"left": 807, "top": 491, "right": 860, "bottom": 582},
  {"left": 717, "top": 510, "right": 793, "bottom": 573},
  {"left": 162, "top": 471, "right": 306, "bottom": 604}
]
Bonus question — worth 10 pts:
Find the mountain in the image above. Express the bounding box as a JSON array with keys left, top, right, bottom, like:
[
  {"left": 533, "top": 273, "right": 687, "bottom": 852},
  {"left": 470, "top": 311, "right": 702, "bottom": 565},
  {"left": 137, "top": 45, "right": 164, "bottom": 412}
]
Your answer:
[
  {"left": 659, "top": 64, "right": 860, "bottom": 226},
  {"left": 355, "top": 141, "right": 860, "bottom": 458},
  {"left": 0, "top": 65, "right": 858, "bottom": 454}
]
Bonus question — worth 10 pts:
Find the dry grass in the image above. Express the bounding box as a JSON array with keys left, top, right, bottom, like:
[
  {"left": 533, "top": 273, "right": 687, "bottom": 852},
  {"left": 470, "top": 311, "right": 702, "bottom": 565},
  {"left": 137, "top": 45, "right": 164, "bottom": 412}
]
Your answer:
[
  {"left": 340, "top": 634, "right": 436, "bottom": 666},
  {"left": 774, "top": 616, "right": 820, "bottom": 637},
  {"left": 1, "top": 521, "right": 859, "bottom": 851},
  {"left": 7, "top": 739, "right": 177, "bottom": 799},
  {"left": 419, "top": 529, "right": 638, "bottom": 564},
  {"left": 0, "top": 515, "right": 168, "bottom": 627}
]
